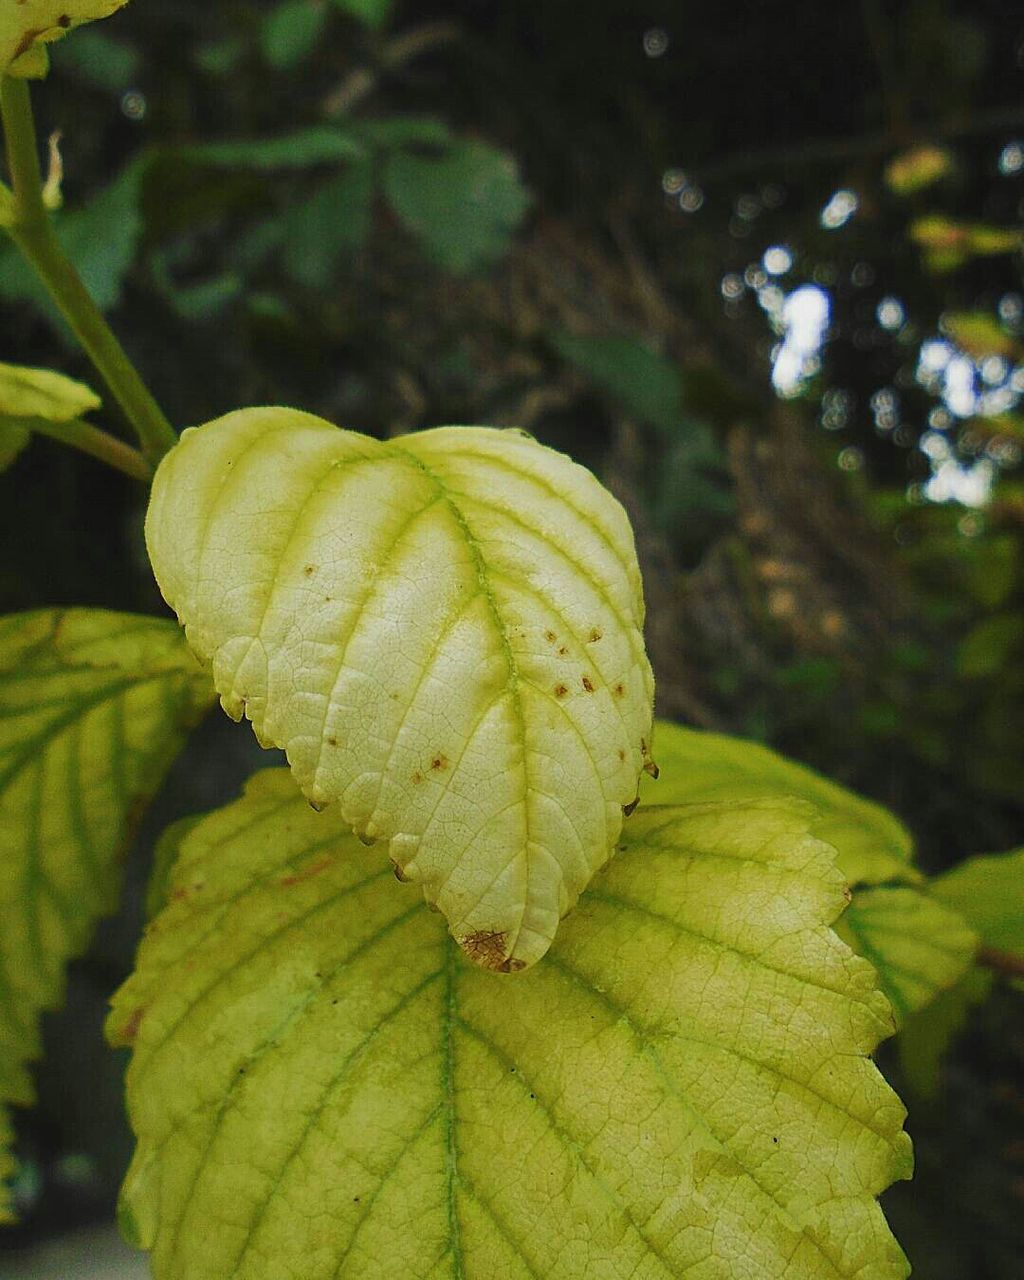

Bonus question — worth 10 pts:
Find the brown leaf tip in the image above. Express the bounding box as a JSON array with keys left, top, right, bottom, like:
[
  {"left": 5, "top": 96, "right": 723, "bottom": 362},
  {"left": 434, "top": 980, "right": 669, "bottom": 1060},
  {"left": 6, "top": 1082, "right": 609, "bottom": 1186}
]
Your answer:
[{"left": 461, "top": 930, "right": 526, "bottom": 972}]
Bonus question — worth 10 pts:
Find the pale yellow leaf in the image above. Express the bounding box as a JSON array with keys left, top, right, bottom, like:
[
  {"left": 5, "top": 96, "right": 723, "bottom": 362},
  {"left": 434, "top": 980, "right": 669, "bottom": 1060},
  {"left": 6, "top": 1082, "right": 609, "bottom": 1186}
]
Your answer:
[{"left": 146, "top": 408, "right": 655, "bottom": 970}]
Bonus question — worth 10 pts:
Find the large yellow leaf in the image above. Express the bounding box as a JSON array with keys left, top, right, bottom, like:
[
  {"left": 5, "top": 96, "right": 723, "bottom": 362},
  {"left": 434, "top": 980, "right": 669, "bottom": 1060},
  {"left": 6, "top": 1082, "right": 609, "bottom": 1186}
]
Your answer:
[
  {"left": 641, "top": 720, "right": 918, "bottom": 886},
  {"left": 0, "top": 609, "right": 213, "bottom": 1220},
  {"left": 145, "top": 409, "right": 655, "bottom": 971},
  {"left": 110, "top": 772, "right": 911, "bottom": 1279},
  {"left": 643, "top": 722, "right": 976, "bottom": 1029},
  {"left": 1, "top": 0, "right": 130, "bottom": 75}
]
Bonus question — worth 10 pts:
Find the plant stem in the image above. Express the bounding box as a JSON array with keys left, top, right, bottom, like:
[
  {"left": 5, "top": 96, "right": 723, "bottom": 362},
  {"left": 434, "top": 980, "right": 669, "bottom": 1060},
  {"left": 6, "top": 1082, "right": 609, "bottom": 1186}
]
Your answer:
[
  {"left": 24, "top": 416, "right": 152, "bottom": 481},
  {"left": 0, "top": 75, "right": 177, "bottom": 468}
]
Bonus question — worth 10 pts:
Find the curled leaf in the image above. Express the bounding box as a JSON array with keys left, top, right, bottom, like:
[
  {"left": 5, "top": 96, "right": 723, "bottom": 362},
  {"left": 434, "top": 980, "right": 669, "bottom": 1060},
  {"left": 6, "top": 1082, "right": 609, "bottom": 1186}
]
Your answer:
[
  {"left": 111, "top": 774, "right": 912, "bottom": 1278},
  {"left": 146, "top": 408, "right": 654, "bottom": 970}
]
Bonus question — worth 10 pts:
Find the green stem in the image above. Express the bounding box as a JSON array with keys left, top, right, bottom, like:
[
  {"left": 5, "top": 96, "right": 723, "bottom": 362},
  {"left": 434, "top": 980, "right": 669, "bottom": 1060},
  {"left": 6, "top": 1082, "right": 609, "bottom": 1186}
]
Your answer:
[
  {"left": 0, "top": 75, "right": 177, "bottom": 468},
  {"left": 23, "top": 415, "right": 152, "bottom": 481}
]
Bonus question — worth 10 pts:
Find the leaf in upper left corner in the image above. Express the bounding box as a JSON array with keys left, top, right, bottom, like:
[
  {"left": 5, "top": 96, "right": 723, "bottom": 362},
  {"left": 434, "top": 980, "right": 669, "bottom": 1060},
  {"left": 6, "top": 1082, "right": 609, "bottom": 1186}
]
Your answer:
[
  {"left": 0, "top": 360, "right": 102, "bottom": 474},
  {"left": 0, "top": 608, "right": 214, "bottom": 1221},
  {"left": 2, "top": 0, "right": 131, "bottom": 77}
]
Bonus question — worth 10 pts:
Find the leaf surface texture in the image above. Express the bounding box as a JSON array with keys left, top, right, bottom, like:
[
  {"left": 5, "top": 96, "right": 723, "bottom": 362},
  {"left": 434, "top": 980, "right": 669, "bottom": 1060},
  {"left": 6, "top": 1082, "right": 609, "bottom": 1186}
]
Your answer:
[
  {"left": 145, "top": 409, "right": 654, "bottom": 969},
  {"left": 0, "top": 609, "right": 212, "bottom": 1218},
  {"left": 111, "top": 774, "right": 912, "bottom": 1279}
]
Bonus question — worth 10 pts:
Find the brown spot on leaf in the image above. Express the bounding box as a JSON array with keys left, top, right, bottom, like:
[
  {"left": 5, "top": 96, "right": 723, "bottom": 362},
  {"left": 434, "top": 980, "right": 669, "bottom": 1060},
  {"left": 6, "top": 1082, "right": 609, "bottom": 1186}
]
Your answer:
[
  {"left": 544, "top": 630, "right": 557, "bottom": 644},
  {"left": 588, "top": 628, "right": 603, "bottom": 643},
  {"left": 613, "top": 683, "right": 625, "bottom": 698},
  {"left": 618, "top": 748, "right": 626, "bottom": 762},
  {"left": 279, "top": 855, "right": 333, "bottom": 887},
  {"left": 119, "top": 1005, "right": 145, "bottom": 1045},
  {"left": 303, "top": 564, "right": 315, "bottom": 576},
  {"left": 412, "top": 770, "right": 423, "bottom": 784},
  {"left": 553, "top": 683, "right": 568, "bottom": 698},
  {"left": 327, "top": 736, "right": 338, "bottom": 747},
  {"left": 581, "top": 675, "right": 595, "bottom": 693},
  {"left": 430, "top": 754, "right": 449, "bottom": 772},
  {"left": 461, "top": 930, "right": 526, "bottom": 972},
  {"left": 558, "top": 646, "right": 569, "bottom": 657}
]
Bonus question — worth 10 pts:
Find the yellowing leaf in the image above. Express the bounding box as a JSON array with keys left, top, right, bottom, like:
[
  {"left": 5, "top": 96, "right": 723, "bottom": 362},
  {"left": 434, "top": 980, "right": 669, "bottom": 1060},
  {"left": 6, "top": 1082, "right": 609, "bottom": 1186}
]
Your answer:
[
  {"left": 1, "top": 0, "right": 130, "bottom": 76},
  {"left": 943, "top": 311, "right": 1022, "bottom": 360},
  {"left": 884, "top": 145, "right": 953, "bottom": 196},
  {"left": 835, "top": 887, "right": 977, "bottom": 1023},
  {"left": 641, "top": 720, "right": 919, "bottom": 886},
  {"left": 0, "top": 360, "right": 101, "bottom": 422},
  {"left": 640, "top": 723, "right": 977, "bottom": 1032},
  {"left": 110, "top": 773, "right": 911, "bottom": 1279},
  {"left": 145, "top": 408, "right": 654, "bottom": 971},
  {"left": 0, "top": 609, "right": 213, "bottom": 1220}
]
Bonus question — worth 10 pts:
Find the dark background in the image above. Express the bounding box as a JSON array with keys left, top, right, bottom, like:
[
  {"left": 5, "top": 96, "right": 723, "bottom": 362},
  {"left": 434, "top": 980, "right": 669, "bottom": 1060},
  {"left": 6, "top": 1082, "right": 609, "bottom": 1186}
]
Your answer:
[{"left": 1, "top": 1, "right": 1023, "bottom": 1274}]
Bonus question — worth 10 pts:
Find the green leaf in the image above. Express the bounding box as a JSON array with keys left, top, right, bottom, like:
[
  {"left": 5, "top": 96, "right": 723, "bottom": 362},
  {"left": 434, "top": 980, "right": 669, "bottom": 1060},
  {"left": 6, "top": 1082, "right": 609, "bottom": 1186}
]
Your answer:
[
  {"left": 178, "top": 128, "right": 366, "bottom": 170},
  {"left": 281, "top": 163, "right": 374, "bottom": 287},
  {"left": 329, "top": 0, "right": 392, "bottom": 29},
  {"left": 641, "top": 720, "right": 919, "bottom": 886},
  {"left": 50, "top": 25, "right": 140, "bottom": 90},
  {"left": 0, "top": 362, "right": 101, "bottom": 475},
  {"left": 383, "top": 141, "right": 531, "bottom": 273},
  {"left": 0, "top": 360, "right": 101, "bottom": 421},
  {"left": 956, "top": 612, "right": 1023, "bottom": 677},
  {"left": 552, "top": 333, "right": 685, "bottom": 435},
  {"left": 110, "top": 776, "right": 911, "bottom": 1278},
  {"left": 1, "top": 0, "right": 129, "bottom": 76},
  {"left": 348, "top": 116, "right": 451, "bottom": 149},
  {"left": 931, "top": 847, "right": 1024, "bottom": 956},
  {"left": 145, "top": 409, "right": 654, "bottom": 971},
  {"left": 0, "top": 609, "right": 214, "bottom": 1221},
  {"left": 0, "top": 159, "right": 144, "bottom": 317},
  {"left": 260, "top": 0, "right": 328, "bottom": 69},
  {"left": 897, "top": 967, "right": 993, "bottom": 1099},
  {"left": 835, "top": 887, "right": 977, "bottom": 1024},
  {"left": 0, "top": 422, "right": 30, "bottom": 473}
]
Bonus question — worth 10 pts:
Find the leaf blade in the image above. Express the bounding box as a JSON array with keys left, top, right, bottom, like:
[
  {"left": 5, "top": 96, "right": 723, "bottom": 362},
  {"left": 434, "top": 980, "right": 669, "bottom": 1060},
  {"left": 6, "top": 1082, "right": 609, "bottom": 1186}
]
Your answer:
[
  {"left": 641, "top": 720, "right": 918, "bottom": 885},
  {"left": 112, "top": 777, "right": 912, "bottom": 1278},
  {"left": 0, "top": 608, "right": 214, "bottom": 1219},
  {"left": 146, "top": 410, "right": 654, "bottom": 970}
]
